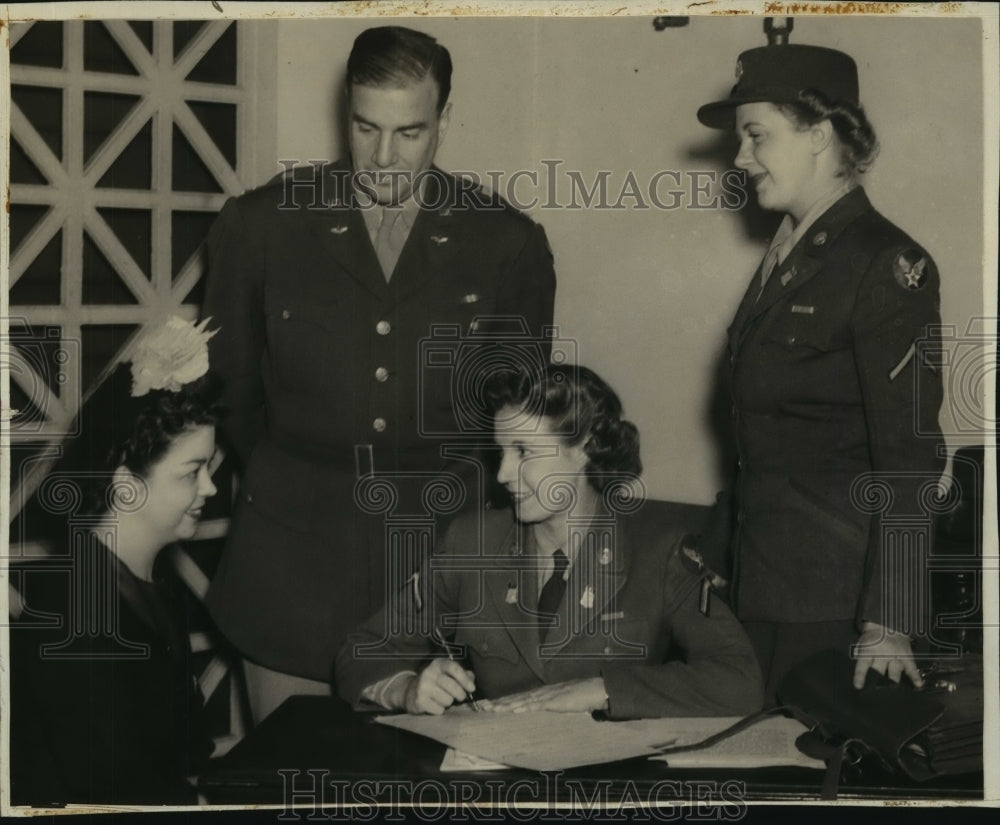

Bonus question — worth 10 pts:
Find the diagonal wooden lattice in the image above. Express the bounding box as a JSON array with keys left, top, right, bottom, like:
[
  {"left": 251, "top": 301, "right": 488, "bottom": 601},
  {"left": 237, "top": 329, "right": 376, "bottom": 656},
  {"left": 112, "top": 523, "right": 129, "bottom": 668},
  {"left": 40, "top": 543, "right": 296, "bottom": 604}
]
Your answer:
[
  {"left": 7, "top": 20, "right": 259, "bottom": 528},
  {"left": 8, "top": 21, "right": 247, "bottom": 443},
  {"left": 6, "top": 23, "right": 257, "bottom": 745}
]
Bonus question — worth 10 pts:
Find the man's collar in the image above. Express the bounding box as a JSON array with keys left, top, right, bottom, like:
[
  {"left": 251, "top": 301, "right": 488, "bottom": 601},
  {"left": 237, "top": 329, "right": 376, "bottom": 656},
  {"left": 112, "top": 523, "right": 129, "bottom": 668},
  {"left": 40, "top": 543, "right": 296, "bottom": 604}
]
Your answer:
[
  {"left": 357, "top": 171, "right": 433, "bottom": 237},
  {"left": 359, "top": 190, "right": 422, "bottom": 238}
]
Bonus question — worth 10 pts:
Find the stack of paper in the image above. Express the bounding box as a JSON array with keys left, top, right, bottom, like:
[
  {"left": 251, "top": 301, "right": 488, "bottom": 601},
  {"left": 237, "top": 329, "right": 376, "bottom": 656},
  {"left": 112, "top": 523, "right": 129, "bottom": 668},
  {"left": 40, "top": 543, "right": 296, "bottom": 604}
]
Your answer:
[{"left": 376, "top": 710, "right": 825, "bottom": 771}]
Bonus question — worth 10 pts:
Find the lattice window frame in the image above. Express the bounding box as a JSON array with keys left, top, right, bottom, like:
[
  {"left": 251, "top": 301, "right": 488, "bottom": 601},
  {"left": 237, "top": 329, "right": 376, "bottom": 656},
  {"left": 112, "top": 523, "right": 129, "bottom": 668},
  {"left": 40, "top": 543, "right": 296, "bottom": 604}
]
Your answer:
[{"left": 4, "top": 19, "right": 276, "bottom": 518}]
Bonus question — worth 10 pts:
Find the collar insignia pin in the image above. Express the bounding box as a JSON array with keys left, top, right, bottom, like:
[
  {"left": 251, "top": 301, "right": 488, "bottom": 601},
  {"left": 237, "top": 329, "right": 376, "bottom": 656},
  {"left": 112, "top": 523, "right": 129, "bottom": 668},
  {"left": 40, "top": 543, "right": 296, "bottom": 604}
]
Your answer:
[
  {"left": 812, "top": 231, "right": 828, "bottom": 246},
  {"left": 682, "top": 546, "right": 704, "bottom": 571}
]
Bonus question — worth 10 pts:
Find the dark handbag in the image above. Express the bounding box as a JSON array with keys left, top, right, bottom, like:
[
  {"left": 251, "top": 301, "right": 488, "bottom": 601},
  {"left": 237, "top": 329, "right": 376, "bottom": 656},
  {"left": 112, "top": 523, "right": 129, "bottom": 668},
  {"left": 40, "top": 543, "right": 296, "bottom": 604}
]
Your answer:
[
  {"left": 777, "top": 648, "right": 983, "bottom": 793},
  {"left": 654, "top": 648, "right": 983, "bottom": 799}
]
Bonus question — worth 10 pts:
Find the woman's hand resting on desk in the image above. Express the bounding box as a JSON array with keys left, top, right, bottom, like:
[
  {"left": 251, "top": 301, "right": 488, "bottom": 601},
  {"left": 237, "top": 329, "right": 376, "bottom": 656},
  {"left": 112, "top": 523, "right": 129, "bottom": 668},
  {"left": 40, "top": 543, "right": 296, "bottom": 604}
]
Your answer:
[
  {"left": 478, "top": 678, "right": 609, "bottom": 714},
  {"left": 852, "top": 621, "right": 924, "bottom": 690},
  {"left": 390, "top": 659, "right": 478, "bottom": 715}
]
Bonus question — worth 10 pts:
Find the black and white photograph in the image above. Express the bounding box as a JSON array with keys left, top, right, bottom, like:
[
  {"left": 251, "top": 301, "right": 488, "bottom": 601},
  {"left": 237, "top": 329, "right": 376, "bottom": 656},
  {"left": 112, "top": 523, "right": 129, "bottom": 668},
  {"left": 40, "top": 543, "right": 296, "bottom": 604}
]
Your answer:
[{"left": 2, "top": 1, "right": 997, "bottom": 819}]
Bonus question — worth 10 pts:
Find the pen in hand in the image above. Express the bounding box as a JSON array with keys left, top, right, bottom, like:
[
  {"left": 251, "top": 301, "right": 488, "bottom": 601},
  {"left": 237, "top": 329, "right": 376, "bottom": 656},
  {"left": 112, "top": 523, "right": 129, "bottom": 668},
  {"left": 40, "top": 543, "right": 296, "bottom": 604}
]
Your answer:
[{"left": 432, "top": 626, "right": 481, "bottom": 711}]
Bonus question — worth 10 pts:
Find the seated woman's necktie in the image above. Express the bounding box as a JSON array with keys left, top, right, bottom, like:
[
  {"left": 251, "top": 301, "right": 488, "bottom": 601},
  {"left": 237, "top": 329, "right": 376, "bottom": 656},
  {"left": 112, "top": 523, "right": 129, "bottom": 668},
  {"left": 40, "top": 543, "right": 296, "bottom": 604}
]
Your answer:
[{"left": 537, "top": 549, "right": 568, "bottom": 641}]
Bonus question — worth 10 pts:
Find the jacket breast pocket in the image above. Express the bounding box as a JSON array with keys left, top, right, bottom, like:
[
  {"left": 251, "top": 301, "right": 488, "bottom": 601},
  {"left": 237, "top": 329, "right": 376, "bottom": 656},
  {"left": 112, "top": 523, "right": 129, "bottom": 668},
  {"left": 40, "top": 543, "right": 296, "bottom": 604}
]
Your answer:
[
  {"left": 455, "top": 625, "right": 520, "bottom": 666},
  {"left": 593, "top": 617, "right": 650, "bottom": 660},
  {"left": 760, "top": 309, "right": 844, "bottom": 353},
  {"left": 456, "top": 289, "right": 496, "bottom": 328},
  {"left": 264, "top": 287, "right": 338, "bottom": 390}
]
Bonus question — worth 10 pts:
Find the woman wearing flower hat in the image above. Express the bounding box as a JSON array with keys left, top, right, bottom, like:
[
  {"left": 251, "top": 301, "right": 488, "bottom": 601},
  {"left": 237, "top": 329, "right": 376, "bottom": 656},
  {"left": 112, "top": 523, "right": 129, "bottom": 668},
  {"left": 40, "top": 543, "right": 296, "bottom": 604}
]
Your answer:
[
  {"left": 10, "top": 318, "right": 221, "bottom": 805},
  {"left": 697, "top": 44, "right": 945, "bottom": 701}
]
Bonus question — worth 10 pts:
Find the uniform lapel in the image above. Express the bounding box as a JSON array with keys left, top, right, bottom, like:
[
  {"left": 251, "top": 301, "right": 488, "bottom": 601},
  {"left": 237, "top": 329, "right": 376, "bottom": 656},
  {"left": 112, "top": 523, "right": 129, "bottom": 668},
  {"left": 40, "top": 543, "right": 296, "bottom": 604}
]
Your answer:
[
  {"left": 727, "top": 259, "right": 767, "bottom": 354},
  {"left": 729, "top": 187, "right": 873, "bottom": 353},
  {"left": 743, "top": 251, "right": 823, "bottom": 326},
  {"left": 391, "top": 170, "right": 460, "bottom": 304},
  {"left": 542, "top": 520, "right": 628, "bottom": 655},
  {"left": 309, "top": 205, "right": 388, "bottom": 299},
  {"left": 484, "top": 521, "right": 548, "bottom": 681},
  {"left": 300, "top": 165, "right": 388, "bottom": 300}
]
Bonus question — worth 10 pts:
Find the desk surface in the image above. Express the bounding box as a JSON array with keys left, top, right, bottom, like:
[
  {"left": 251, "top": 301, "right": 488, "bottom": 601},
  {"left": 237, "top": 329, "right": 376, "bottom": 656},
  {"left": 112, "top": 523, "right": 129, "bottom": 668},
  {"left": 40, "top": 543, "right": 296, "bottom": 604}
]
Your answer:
[{"left": 200, "top": 697, "right": 983, "bottom": 807}]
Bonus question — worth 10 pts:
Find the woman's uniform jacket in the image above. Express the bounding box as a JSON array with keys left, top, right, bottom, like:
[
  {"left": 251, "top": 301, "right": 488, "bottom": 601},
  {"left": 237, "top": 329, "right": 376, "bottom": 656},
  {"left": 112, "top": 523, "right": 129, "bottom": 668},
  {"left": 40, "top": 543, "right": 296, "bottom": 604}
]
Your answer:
[
  {"left": 202, "top": 164, "right": 556, "bottom": 680},
  {"left": 336, "top": 506, "right": 764, "bottom": 719},
  {"left": 9, "top": 542, "right": 212, "bottom": 806},
  {"left": 725, "top": 187, "right": 945, "bottom": 628}
]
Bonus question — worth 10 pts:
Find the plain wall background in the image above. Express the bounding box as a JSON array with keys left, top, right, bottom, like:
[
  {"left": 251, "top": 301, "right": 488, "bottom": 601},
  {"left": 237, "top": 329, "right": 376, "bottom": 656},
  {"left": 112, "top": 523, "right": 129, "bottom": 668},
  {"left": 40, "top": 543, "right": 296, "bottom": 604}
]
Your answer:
[{"left": 263, "top": 14, "right": 986, "bottom": 504}]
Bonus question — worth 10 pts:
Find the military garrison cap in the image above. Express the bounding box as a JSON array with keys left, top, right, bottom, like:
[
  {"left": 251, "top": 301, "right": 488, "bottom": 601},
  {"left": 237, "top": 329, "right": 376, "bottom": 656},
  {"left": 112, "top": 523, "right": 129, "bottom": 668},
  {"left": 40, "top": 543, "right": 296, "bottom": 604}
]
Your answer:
[{"left": 698, "top": 44, "right": 859, "bottom": 129}]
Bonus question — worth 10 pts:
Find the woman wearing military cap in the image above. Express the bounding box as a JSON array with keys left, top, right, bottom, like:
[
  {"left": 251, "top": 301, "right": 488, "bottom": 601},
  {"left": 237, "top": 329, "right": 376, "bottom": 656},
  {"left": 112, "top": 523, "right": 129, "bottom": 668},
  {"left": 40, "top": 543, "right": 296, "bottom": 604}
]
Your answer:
[{"left": 698, "top": 44, "right": 945, "bottom": 702}]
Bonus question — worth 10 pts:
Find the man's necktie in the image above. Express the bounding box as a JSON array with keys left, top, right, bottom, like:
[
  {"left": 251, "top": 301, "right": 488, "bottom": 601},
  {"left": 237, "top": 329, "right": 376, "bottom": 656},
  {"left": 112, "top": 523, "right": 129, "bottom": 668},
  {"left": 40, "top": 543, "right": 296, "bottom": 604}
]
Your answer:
[
  {"left": 374, "top": 206, "right": 403, "bottom": 282},
  {"left": 537, "top": 549, "right": 569, "bottom": 641}
]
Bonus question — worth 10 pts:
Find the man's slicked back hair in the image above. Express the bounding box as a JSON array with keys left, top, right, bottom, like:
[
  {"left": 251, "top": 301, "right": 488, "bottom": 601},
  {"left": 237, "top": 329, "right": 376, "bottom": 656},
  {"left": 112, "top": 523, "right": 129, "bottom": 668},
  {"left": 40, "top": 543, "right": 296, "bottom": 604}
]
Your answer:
[{"left": 347, "top": 26, "right": 452, "bottom": 113}]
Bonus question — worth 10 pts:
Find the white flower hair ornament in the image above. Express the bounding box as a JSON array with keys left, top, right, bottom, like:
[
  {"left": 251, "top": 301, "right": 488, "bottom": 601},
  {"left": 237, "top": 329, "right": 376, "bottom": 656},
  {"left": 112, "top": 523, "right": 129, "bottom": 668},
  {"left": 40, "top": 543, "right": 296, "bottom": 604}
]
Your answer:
[{"left": 130, "top": 316, "right": 218, "bottom": 397}]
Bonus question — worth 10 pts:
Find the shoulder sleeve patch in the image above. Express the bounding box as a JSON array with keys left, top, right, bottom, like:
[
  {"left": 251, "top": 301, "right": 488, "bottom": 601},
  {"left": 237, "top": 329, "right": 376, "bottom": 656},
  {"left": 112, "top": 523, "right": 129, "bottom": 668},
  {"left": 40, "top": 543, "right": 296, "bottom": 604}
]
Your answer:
[{"left": 892, "top": 249, "right": 929, "bottom": 291}]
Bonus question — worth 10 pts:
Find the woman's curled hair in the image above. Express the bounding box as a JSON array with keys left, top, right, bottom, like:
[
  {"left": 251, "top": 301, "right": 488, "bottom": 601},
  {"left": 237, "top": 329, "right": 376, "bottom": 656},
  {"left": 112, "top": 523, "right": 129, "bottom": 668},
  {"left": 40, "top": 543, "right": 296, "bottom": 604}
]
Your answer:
[
  {"left": 485, "top": 363, "right": 641, "bottom": 493},
  {"left": 780, "top": 88, "right": 880, "bottom": 175},
  {"left": 54, "top": 366, "right": 223, "bottom": 517}
]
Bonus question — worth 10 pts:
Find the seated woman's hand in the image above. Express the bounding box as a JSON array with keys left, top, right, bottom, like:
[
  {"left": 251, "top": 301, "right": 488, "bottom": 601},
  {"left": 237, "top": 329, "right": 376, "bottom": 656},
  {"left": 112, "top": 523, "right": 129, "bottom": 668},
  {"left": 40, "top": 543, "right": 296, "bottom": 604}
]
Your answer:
[
  {"left": 399, "top": 658, "right": 477, "bottom": 715},
  {"left": 852, "top": 621, "right": 923, "bottom": 689},
  {"left": 478, "top": 677, "right": 608, "bottom": 714}
]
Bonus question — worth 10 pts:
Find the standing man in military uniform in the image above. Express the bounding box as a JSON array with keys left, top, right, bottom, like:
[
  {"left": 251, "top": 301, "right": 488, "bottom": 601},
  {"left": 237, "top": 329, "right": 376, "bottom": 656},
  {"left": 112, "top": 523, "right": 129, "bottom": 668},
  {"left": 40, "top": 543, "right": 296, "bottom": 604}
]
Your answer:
[{"left": 202, "top": 26, "right": 556, "bottom": 720}]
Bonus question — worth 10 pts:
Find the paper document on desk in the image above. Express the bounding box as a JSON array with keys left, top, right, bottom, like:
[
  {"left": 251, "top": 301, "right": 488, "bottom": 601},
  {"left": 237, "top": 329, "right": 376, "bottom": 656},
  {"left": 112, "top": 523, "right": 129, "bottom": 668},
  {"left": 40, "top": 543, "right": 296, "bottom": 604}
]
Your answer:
[
  {"left": 640, "top": 716, "right": 826, "bottom": 769},
  {"left": 440, "top": 748, "right": 510, "bottom": 771},
  {"left": 377, "top": 708, "right": 661, "bottom": 771},
  {"left": 378, "top": 710, "right": 825, "bottom": 771}
]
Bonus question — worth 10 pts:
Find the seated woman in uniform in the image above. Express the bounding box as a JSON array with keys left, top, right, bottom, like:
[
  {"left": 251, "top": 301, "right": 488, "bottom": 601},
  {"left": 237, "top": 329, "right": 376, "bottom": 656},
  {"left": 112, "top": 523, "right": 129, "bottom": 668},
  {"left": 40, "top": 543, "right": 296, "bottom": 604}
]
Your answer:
[
  {"left": 10, "top": 317, "right": 221, "bottom": 806},
  {"left": 335, "top": 364, "right": 763, "bottom": 718}
]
